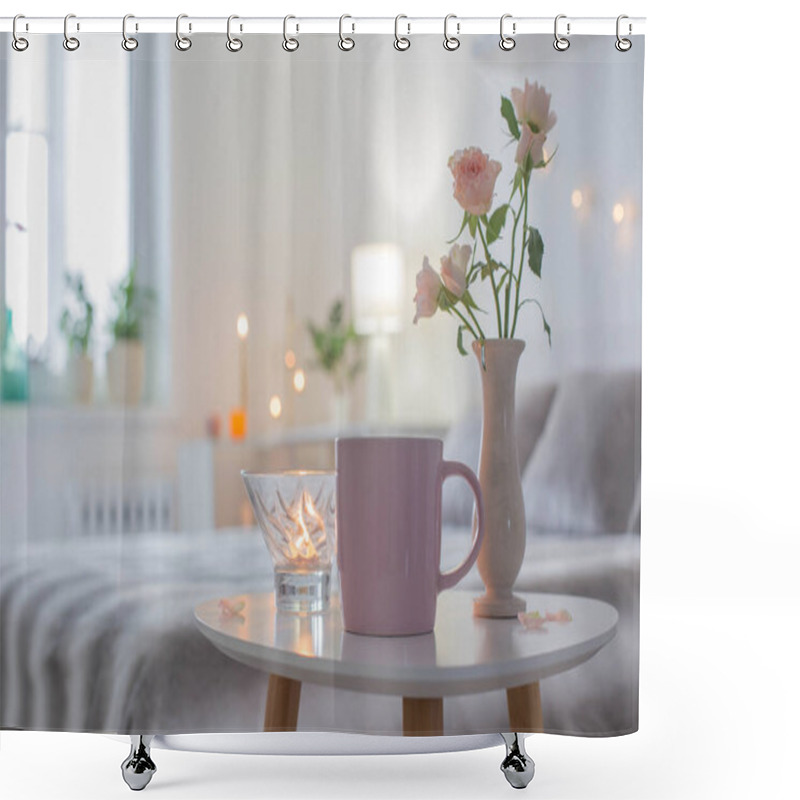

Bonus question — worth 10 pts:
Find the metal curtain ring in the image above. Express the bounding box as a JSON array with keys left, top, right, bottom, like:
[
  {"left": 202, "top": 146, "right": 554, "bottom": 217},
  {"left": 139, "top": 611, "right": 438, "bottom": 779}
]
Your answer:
[
  {"left": 615, "top": 15, "right": 632, "bottom": 51},
  {"left": 394, "top": 15, "right": 410, "bottom": 51},
  {"left": 283, "top": 15, "right": 299, "bottom": 52},
  {"left": 443, "top": 14, "right": 460, "bottom": 51},
  {"left": 339, "top": 14, "right": 355, "bottom": 51},
  {"left": 227, "top": 15, "right": 243, "bottom": 52},
  {"left": 122, "top": 14, "right": 139, "bottom": 51},
  {"left": 12, "top": 14, "right": 29, "bottom": 52},
  {"left": 63, "top": 13, "right": 80, "bottom": 51},
  {"left": 175, "top": 14, "right": 192, "bottom": 51},
  {"left": 499, "top": 14, "right": 515, "bottom": 51},
  {"left": 553, "top": 14, "right": 570, "bottom": 51}
]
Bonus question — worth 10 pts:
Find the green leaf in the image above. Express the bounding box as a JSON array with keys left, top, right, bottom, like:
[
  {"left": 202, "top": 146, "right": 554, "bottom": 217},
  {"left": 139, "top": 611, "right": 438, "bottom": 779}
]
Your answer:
[
  {"left": 480, "top": 260, "right": 498, "bottom": 280},
  {"left": 461, "top": 290, "right": 479, "bottom": 310},
  {"left": 519, "top": 299, "right": 552, "bottom": 347},
  {"left": 448, "top": 210, "right": 471, "bottom": 244},
  {"left": 456, "top": 325, "right": 468, "bottom": 356},
  {"left": 437, "top": 289, "right": 452, "bottom": 311},
  {"left": 500, "top": 96, "right": 520, "bottom": 140},
  {"left": 468, "top": 214, "right": 477, "bottom": 238},
  {"left": 541, "top": 312, "right": 552, "bottom": 346},
  {"left": 512, "top": 169, "right": 522, "bottom": 197},
  {"left": 468, "top": 262, "right": 486, "bottom": 283},
  {"left": 527, "top": 227, "right": 544, "bottom": 278},
  {"left": 486, "top": 204, "right": 509, "bottom": 245}
]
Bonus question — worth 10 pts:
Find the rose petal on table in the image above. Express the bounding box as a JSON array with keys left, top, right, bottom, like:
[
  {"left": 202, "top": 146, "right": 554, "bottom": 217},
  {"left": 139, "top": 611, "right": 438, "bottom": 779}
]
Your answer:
[
  {"left": 518, "top": 611, "right": 548, "bottom": 632},
  {"left": 219, "top": 599, "right": 246, "bottom": 620},
  {"left": 545, "top": 609, "right": 573, "bottom": 623}
]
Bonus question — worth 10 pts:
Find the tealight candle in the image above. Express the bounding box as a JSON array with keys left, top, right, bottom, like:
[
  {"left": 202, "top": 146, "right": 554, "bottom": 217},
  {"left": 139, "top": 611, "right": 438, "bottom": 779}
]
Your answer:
[{"left": 242, "top": 471, "right": 336, "bottom": 613}]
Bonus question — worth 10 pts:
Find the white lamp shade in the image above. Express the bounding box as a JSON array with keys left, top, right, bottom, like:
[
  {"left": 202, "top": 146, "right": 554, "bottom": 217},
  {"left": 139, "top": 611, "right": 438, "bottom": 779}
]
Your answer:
[{"left": 350, "top": 243, "right": 404, "bottom": 335}]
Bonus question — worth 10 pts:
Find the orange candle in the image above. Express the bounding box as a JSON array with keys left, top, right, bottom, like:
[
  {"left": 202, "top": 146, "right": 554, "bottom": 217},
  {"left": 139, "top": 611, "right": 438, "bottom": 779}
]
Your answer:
[{"left": 229, "top": 408, "right": 247, "bottom": 439}]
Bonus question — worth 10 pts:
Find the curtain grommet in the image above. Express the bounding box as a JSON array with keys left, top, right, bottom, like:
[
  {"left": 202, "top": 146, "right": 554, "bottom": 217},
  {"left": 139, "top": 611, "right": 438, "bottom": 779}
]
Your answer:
[
  {"left": 175, "top": 14, "right": 192, "bottom": 51},
  {"left": 615, "top": 15, "right": 632, "bottom": 51},
  {"left": 394, "top": 15, "right": 410, "bottom": 51},
  {"left": 226, "top": 15, "right": 243, "bottom": 52},
  {"left": 11, "top": 14, "right": 29, "bottom": 52},
  {"left": 443, "top": 14, "right": 460, "bottom": 51},
  {"left": 63, "top": 13, "right": 80, "bottom": 52},
  {"left": 282, "top": 15, "right": 299, "bottom": 52},
  {"left": 553, "top": 14, "right": 570, "bottom": 51},
  {"left": 122, "top": 14, "right": 139, "bottom": 51},
  {"left": 499, "top": 14, "right": 516, "bottom": 51},
  {"left": 338, "top": 14, "right": 355, "bottom": 51}
]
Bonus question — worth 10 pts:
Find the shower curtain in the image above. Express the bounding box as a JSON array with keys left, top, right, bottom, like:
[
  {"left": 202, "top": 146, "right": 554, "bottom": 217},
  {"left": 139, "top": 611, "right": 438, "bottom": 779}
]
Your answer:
[{"left": 1, "top": 24, "right": 643, "bottom": 739}]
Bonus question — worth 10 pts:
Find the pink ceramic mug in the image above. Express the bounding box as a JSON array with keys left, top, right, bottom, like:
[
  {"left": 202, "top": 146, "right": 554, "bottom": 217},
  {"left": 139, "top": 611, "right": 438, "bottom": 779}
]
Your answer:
[{"left": 336, "top": 437, "right": 485, "bottom": 636}]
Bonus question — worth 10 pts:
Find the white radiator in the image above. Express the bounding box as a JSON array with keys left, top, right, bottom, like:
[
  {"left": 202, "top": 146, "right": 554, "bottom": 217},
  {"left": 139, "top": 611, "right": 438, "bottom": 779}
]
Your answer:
[{"left": 64, "top": 478, "right": 175, "bottom": 537}]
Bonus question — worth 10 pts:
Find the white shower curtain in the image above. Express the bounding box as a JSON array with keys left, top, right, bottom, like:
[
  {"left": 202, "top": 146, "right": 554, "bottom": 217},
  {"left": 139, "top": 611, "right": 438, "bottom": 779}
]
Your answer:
[{"left": 1, "top": 28, "right": 643, "bottom": 738}]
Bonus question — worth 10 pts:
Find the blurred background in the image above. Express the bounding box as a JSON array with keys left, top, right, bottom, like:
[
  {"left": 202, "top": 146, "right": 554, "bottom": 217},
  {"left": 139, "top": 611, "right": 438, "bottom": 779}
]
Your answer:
[{"left": 1, "top": 33, "right": 641, "bottom": 540}]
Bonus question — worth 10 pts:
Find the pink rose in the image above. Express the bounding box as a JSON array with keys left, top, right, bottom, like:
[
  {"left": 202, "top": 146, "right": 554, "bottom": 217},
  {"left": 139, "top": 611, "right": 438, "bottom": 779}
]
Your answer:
[
  {"left": 447, "top": 147, "right": 502, "bottom": 216},
  {"left": 440, "top": 244, "right": 471, "bottom": 298},
  {"left": 413, "top": 257, "right": 442, "bottom": 324},
  {"left": 515, "top": 125, "right": 547, "bottom": 167},
  {"left": 510, "top": 80, "right": 557, "bottom": 136}
]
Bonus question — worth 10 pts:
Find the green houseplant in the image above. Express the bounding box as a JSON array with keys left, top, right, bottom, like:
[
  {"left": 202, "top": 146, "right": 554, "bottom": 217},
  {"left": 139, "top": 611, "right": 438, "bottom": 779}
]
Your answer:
[
  {"left": 59, "top": 272, "right": 95, "bottom": 404},
  {"left": 106, "top": 264, "right": 155, "bottom": 405},
  {"left": 307, "top": 299, "right": 363, "bottom": 424}
]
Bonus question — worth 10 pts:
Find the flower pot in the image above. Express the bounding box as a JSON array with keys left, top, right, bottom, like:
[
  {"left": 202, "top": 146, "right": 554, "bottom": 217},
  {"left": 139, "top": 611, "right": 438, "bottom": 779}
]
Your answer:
[
  {"left": 331, "top": 389, "right": 350, "bottom": 427},
  {"left": 68, "top": 353, "right": 94, "bottom": 405},
  {"left": 471, "top": 338, "right": 527, "bottom": 618},
  {"left": 107, "top": 340, "right": 145, "bottom": 405}
]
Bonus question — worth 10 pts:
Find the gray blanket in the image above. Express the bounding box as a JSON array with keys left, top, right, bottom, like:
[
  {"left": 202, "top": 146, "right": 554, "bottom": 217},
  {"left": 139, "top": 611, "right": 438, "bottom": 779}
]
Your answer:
[{"left": 0, "top": 527, "right": 638, "bottom": 736}]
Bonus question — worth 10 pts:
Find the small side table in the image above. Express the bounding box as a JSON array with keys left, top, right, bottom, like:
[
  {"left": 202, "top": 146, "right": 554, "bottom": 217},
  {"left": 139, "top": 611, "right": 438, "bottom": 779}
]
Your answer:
[{"left": 195, "top": 590, "right": 618, "bottom": 736}]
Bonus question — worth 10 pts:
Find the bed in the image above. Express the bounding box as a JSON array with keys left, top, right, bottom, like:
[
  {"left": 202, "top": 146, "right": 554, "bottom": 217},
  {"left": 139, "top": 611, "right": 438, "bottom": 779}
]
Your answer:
[{"left": 0, "top": 525, "right": 638, "bottom": 736}]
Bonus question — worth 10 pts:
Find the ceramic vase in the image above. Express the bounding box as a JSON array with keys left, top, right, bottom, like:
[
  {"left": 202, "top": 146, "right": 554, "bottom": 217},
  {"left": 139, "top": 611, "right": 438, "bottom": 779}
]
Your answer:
[
  {"left": 107, "top": 340, "right": 145, "bottom": 405},
  {"left": 472, "top": 338, "right": 527, "bottom": 618}
]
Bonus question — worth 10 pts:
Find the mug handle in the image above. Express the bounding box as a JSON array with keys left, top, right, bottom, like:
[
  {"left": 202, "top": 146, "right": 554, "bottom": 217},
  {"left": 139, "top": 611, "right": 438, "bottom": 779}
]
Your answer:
[{"left": 437, "top": 460, "right": 485, "bottom": 592}]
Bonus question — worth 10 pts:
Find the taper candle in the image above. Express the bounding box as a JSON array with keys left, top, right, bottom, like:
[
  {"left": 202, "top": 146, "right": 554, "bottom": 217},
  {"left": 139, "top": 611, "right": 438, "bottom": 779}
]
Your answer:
[{"left": 236, "top": 313, "right": 249, "bottom": 408}]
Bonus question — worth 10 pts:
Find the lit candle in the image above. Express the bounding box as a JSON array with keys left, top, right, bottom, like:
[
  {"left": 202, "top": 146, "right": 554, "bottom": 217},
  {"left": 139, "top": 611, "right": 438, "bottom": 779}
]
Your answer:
[
  {"left": 269, "top": 394, "right": 282, "bottom": 419},
  {"left": 230, "top": 313, "right": 249, "bottom": 440},
  {"left": 237, "top": 313, "right": 249, "bottom": 407}
]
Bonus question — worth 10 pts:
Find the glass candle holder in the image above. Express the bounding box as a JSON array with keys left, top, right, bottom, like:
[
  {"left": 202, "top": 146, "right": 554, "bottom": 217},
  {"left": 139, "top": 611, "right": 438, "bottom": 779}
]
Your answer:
[{"left": 242, "top": 471, "right": 336, "bottom": 613}]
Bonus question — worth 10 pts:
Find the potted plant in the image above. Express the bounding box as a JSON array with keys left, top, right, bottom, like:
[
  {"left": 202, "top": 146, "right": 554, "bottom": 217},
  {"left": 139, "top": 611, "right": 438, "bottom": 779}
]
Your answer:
[
  {"left": 106, "top": 263, "right": 155, "bottom": 405},
  {"left": 59, "top": 272, "right": 95, "bottom": 404},
  {"left": 307, "top": 299, "right": 363, "bottom": 425}
]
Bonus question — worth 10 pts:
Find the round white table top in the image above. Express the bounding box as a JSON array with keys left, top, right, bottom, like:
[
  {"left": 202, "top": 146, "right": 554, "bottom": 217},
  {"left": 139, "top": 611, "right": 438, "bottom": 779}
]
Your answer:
[{"left": 195, "top": 591, "right": 618, "bottom": 698}]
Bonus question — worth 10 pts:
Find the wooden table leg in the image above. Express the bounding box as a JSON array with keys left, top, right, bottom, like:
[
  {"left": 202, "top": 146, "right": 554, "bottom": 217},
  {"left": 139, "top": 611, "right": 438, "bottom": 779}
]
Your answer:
[
  {"left": 264, "top": 674, "right": 302, "bottom": 732},
  {"left": 506, "top": 681, "right": 543, "bottom": 732},
  {"left": 402, "top": 697, "right": 444, "bottom": 736}
]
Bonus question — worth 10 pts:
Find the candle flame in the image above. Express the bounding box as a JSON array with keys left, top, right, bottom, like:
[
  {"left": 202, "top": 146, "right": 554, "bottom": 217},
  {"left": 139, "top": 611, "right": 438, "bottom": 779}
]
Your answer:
[
  {"left": 269, "top": 395, "right": 282, "bottom": 419},
  {"left": 290, "top": 490, "right": 325, "bottom": 562},
  {"left": 237, "top": 313, "right": 249, "bottom": 339},
  {"left": 293, "top": 368, "right": 306, "bottom": 393}
]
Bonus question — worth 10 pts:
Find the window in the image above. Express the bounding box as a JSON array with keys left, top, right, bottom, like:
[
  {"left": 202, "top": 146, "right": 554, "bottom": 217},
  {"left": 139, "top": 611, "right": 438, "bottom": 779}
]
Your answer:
[{"left": 0, "top": 43, "right": 168, "bottom": 402}]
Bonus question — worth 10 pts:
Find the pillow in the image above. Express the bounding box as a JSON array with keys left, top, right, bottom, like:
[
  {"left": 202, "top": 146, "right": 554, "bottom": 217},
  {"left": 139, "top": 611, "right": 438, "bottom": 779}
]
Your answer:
[
  {"left": 521, "top": 370, "right": 641, "bottom": 535},
  {"left": 441, "top": 381, "right": 556, "bottom": 526}
]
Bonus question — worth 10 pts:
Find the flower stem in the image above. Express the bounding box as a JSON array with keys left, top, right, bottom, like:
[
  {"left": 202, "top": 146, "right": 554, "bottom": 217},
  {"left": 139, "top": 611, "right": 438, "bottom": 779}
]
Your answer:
[
  {"left": 511, "top": 175, "right": 530, "bottom": 338},
  {"left": 505, "top": 186, "right": 523, "bottom": 337},
  {"left": 463, "top": 303, "right": 486, "bottom": 340},
  {"left": 450, "top": 305, "right": 480, "bottom": 341},
  {"left": 477, "top": 221, "right": 504, "bottom": 337}
]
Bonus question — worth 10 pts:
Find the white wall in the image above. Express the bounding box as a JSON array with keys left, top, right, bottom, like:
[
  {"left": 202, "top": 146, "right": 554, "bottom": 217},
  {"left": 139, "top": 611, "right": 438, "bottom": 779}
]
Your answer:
[{"left": 168, "top": 34, "right": 642, "bottom": 433}]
